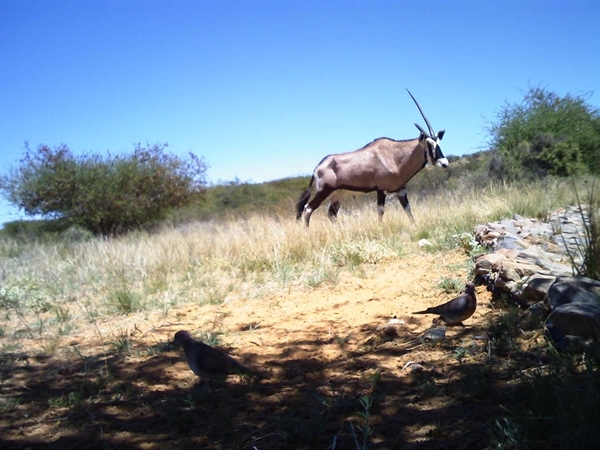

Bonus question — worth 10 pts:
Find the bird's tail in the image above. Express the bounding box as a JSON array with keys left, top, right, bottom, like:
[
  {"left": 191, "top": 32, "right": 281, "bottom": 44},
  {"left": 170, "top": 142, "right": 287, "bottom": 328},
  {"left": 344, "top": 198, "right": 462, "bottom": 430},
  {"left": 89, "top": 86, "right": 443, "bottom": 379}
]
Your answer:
[{"left": 412, "top": 309, "right": 430, "bottom": 315}]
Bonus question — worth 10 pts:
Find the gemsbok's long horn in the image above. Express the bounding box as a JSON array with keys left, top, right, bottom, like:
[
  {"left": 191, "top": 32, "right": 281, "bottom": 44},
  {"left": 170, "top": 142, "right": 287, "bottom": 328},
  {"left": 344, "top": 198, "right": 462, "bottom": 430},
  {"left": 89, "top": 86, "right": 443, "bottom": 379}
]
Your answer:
[
  {"left": 406, "top": 89, "right": 435, "bottom": 137},
  {"left": 414, "top": 123, "right": 429, "bottom": 137}
]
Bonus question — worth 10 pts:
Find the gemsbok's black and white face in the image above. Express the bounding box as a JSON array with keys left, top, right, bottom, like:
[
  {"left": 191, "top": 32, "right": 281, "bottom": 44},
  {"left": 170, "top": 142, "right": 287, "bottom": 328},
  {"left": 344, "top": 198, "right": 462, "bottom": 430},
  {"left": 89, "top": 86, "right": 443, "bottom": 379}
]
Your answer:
[{"left": 423, "top": 130, "right": 448, "bottom": 168}]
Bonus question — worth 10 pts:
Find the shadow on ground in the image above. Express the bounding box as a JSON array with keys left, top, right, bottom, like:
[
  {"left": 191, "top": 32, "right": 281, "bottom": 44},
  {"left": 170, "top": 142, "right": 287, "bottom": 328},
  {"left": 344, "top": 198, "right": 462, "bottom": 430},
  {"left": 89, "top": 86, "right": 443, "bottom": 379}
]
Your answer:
[{"left": 1, "top": 313, "right": 599, "bottom": 450}]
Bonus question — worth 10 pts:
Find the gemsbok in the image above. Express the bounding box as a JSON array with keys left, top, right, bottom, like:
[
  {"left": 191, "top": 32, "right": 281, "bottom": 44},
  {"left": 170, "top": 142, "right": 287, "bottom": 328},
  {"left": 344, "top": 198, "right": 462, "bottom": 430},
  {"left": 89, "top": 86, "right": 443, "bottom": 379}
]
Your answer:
[{"left": 296, "top": 89, "right": 448, "bottom": 226}]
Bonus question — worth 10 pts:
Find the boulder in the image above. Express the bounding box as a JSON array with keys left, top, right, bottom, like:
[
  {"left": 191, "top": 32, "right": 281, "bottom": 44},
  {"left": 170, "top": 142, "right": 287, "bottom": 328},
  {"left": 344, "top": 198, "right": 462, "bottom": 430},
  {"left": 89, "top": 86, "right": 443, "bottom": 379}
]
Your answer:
[
  {"left": 547, "top": 276, "right": 600, "bottom": 309},
  {"left": 543, "top": 276, "right": 600, "bottom": 342},
  {"left": 546, "top": 302, "right": 600, "bottom": 340},
  {"left": 520, "top": 274, "right": 557, "bottom": 302}
]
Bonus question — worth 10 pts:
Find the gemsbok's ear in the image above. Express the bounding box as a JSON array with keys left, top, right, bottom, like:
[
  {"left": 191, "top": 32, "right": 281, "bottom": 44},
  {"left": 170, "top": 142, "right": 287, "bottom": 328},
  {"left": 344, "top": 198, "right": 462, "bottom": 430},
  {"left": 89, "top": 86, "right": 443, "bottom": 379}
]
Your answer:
[{"left": 437, "top": 130, "right": 445, "bottom": 140}]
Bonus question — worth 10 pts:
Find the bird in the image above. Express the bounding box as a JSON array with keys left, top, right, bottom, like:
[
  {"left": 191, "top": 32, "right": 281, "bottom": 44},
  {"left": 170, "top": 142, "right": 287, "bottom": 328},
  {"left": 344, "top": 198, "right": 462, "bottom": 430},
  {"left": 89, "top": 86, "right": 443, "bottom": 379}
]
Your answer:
[
  {"left": 412, "top": 283, "right": 477, "bottom": 326},
  {"left": 173, "top": 330, "right": 262, "bottom": 381}
]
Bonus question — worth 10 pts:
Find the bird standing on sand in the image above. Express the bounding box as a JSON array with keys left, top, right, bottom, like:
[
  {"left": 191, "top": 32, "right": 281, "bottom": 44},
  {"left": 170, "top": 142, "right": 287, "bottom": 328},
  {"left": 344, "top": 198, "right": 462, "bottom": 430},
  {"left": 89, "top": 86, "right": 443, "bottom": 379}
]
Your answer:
[
  {"left": 413, "top": 283, "right": 477, "bottom": 326},
  {"left": 173, "top": 330, "right": 261, "bottom": 380}
]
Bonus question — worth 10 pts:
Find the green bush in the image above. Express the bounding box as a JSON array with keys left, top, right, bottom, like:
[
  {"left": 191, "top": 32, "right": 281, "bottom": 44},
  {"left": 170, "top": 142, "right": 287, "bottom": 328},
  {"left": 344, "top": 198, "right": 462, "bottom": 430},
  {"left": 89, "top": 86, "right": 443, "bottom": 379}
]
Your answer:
[
  {"left": 487, "top": 86, "right": 600, "bottom": 180},
  {"left": 1, "top": 143, "right": 208, "bottom": 235},
  {"left": 407, "top": 150, "right": 494, "bottom": 197}
]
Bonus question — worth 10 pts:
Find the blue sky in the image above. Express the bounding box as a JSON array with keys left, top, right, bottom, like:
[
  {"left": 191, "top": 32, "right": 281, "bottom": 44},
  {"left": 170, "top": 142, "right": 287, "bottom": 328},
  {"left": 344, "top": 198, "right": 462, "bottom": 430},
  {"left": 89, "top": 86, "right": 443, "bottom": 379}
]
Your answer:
[{"left": 1, "top": 0, "right": 599, "bottom": 226}]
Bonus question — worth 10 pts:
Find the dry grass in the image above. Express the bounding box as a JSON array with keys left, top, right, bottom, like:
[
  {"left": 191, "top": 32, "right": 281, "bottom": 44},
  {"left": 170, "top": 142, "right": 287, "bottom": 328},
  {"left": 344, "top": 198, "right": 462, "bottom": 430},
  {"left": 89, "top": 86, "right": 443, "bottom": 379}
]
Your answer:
[{"left": 0, "top": 179, "right": 579, "bottom": 345}]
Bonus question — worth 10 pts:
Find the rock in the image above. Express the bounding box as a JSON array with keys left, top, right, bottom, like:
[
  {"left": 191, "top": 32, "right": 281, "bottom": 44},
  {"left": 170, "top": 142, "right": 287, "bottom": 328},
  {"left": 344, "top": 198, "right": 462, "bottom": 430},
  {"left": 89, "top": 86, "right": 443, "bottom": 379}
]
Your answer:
[
  {"left": 475, "top": 251, "right": 546, "bottom": 297},
  {"left": 556, "top": 336, "right": 600, "bottom": 358},
  {"left": 379, "top": 324, "right": 399, "bottom": 336},
  {"left": 418, "top": 239, "right": 434, "bottom": 248},
  {"left": 376, "top": 318, "right": 406, "bottom": 336},
  {"left": 501, "top": 259, "right": 543, "bottom": 279},
  {"left": 496, "top": 235, "right": 526, "bottom": 251},
  {"left": 547, "top": 276, "right": 600, "bottom": 310},
  {"left": 409, "top": 363, "right": 425, "bottom": 373},
  {"left": 474, "top": 252, "right": 504, "bottom": 276},
  {"left": 546, "top": 303, "right": 600, "bottom": 340},
  {"left": 520, "top": 274, "right": 557, "bottom": 302},
  {"left": 421, "top": 327, "right": 446, "bottom": 341},
  {"left": 516, "top": 248, "right": 573, "bottom": 276}
]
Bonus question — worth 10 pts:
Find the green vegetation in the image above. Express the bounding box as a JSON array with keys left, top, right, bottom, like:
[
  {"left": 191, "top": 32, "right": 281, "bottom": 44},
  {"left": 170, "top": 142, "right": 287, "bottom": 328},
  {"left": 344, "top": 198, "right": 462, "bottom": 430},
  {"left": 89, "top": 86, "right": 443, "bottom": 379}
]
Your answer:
[
  {"left": 352, "top": 395, "right": 375, "bottom": 450},
  {"left": 0, "top": 142, "right": 207, "bottom": 235},
  {"left": 487, "top": 86, "right": 600, "bottom": 181},
  {"left": 436, "top": 277, "right": 463, "bottom": 294},
  {"left": 155, "top": 175, "right": 312, "bottom": 228},
  {"left": 109, "top": 287, "right": 143, "bottom": 315}
]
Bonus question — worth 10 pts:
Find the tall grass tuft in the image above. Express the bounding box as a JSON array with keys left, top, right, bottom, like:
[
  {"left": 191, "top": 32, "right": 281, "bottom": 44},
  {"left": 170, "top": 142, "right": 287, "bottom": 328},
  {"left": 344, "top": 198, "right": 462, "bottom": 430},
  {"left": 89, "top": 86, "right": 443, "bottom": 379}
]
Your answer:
[
  {"left": 564, "top": 178, "right": 600, "bottom": 281},
  {"left": 109, "top": 287, "right": 142, "bottom": 314}
]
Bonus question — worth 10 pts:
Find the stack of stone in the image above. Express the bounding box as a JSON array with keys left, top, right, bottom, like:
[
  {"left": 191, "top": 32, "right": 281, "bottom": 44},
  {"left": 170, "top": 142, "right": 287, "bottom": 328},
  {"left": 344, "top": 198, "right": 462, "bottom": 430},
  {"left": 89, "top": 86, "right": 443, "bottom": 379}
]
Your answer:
[{"left": 473, "top": 206, "right": 599, "bottom": 347}]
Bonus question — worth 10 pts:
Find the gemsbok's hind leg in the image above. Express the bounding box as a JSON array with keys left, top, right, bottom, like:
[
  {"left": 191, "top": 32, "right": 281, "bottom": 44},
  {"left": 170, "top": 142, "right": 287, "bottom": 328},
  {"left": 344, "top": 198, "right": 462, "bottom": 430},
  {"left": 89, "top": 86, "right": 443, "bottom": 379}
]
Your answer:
[
  {"left": 396, "top": 187, "right": 415, "bottom": 223},
  {"left": 304, "top": 187, "right": 334, "bottom": 226},
  {"left": 376, "top": 190, "right": 386, "bottom": 218}
]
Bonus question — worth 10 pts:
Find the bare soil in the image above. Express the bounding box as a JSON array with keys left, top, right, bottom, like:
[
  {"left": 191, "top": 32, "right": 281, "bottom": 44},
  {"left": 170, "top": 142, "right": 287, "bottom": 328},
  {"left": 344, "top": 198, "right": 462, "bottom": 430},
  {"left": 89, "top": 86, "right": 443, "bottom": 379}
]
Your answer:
[{"left": 1, "top": 249, "right": 520, "bottom": 450}]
